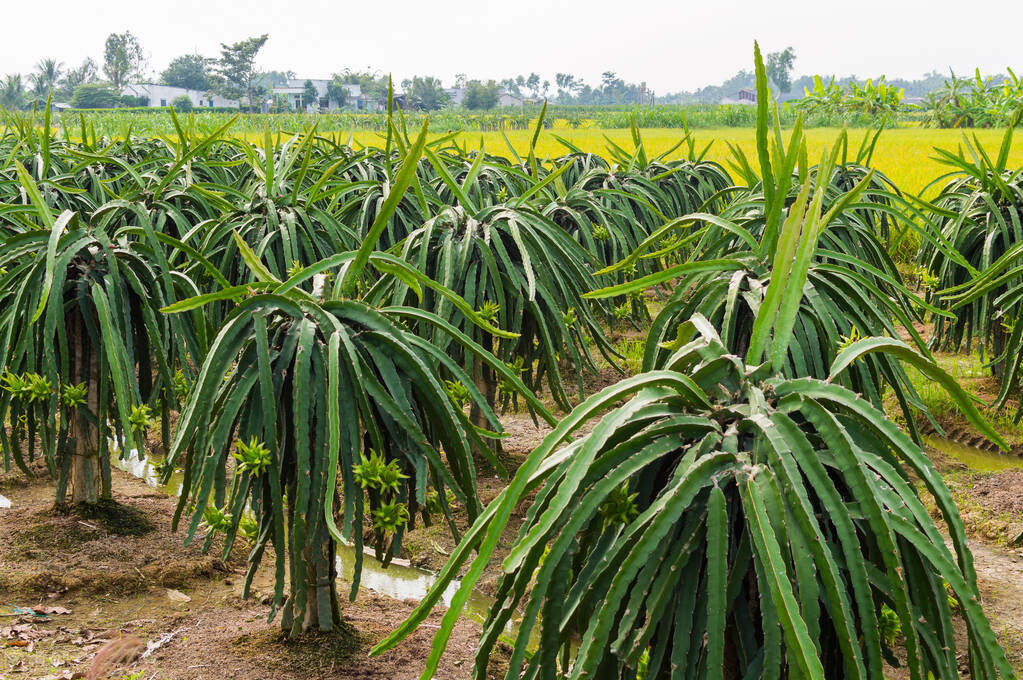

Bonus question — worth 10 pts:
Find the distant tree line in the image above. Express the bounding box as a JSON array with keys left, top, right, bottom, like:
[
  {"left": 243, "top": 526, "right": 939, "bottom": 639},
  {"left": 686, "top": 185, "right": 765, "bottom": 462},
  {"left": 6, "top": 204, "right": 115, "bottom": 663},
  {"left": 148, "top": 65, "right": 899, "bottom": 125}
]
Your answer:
[
  {"left": 0, "top": 30, "right": 659, "bottom": 113},
  {"left": 657, "top": 47, "right": 1014, "bottom": 106},
  {"left": 0, "top": 31, "right": 272, "bottom": 111},
  {"left": 1, "top": 39, "right": 1014, "bottom": 114}
]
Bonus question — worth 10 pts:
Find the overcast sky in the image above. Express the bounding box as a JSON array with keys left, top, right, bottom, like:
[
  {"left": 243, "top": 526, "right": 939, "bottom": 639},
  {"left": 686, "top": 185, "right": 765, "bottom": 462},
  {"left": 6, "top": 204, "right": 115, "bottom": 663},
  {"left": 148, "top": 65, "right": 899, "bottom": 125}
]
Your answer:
[{"left": 3, "top": 0, "right": 1021, "bottom": 93}]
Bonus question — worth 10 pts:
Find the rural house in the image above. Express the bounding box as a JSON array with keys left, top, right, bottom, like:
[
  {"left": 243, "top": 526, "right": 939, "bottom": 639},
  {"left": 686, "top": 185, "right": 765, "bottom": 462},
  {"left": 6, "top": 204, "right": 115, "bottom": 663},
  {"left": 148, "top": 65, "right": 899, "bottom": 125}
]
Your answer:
[
  {"left": 120, "top": 83, "right": 238, "bottom": 108},
  {"left": 720, "top": 88, "right": 757, "bottom": 105},
  {"left": 270, "top": 79, "right": 390, "bottom": 112}
]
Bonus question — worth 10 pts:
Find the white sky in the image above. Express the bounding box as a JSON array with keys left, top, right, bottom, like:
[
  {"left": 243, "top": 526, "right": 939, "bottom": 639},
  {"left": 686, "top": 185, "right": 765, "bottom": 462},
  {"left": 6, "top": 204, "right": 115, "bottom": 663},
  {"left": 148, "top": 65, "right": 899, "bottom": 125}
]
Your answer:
[{"left": 2, "top": 0, "right": 1020, "bottom": 93}]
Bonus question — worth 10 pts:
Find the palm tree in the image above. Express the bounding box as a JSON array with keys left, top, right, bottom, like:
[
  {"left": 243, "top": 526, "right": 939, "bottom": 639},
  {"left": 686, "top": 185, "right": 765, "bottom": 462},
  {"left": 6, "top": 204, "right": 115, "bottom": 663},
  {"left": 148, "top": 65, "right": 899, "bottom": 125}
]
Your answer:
[
  {"left": 0, "top": 74, "right": 25, "bottom": 110},
  {"left": 61, "top": 58, "right": 98, "bottom": 93},
  {"left": 31, "top": 58, "right": 64, "bottom": 97}
]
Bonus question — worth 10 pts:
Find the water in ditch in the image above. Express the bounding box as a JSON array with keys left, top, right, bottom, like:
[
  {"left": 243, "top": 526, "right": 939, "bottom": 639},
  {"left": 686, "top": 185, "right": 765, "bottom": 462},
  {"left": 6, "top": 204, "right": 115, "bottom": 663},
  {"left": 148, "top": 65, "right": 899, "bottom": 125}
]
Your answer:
[
  {"left": 110, "top": 447, "right": 533, "bottom": 646},
  {"left": 925, "top": 436, "right": 1023, "bottom": 473}
]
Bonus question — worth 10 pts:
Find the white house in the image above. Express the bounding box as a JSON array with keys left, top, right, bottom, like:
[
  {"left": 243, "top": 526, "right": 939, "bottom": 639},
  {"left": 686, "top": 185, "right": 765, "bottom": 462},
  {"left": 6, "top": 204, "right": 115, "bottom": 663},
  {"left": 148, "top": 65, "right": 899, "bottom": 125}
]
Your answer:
[
  {"left": 270, "top": 79, "right": 377, "bottom": 112},
  {"left": 121, "top": 83, "right": 238, "bottom": 109}
]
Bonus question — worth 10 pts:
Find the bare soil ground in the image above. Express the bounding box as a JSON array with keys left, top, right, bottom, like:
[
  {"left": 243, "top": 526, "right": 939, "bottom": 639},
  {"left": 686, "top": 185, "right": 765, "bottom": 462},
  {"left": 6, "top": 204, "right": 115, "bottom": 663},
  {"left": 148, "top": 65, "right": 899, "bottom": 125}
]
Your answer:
[
  {"left": 0, "top": 368, "right": 603, "bottom": 680},
  {"left": 0, "top": 464, "right": 503, "bottom": 680},
  {"left": 969, "top": 540, "right": 1023, "bottom": 669},
  {"left": 946, "top": 471, "right": 1023, "bottom": 672}
]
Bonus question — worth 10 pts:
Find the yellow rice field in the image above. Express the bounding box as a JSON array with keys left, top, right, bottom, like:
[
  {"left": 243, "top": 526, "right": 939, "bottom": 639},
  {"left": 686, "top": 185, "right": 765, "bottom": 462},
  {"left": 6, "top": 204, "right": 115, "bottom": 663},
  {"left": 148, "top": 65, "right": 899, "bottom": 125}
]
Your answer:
[{"left": 339, "top": 127, "right": 1023, "bottom": 198}]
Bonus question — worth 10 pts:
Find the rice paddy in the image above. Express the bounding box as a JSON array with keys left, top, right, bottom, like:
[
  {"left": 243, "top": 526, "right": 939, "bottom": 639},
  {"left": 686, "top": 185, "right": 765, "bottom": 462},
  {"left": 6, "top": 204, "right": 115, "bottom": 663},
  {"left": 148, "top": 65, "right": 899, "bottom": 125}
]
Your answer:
[
  {"left": 366, "top": 126, "right": 1023, "bottom": 196},
  {"left": 31, "top": 106, "right": 1023, "bottom": 196}
]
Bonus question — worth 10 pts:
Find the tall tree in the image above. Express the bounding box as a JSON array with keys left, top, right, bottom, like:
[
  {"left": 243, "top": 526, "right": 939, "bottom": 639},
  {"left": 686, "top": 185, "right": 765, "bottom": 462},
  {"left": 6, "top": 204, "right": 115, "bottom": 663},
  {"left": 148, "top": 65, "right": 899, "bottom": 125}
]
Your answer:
[
  {"left": 61, "top": 58, "right": 98, "bottom": 94},
  {"left": 408, "top": 76, "right": 449, "bottom": 110},
  {"left": 525, "top": 72, "right": 540, "bottom": 97},
  {"left": 331, "top": 69, "right": 388, "bottom": 104},
  {"left": 212, "top": 34, "right": 269, "bottom": 109},
  {"left": 500, "top": 77, "right": 521, "bottom": 97},
  {"left": 252, "top": 70, "right": 294, "bottom": 89},
  {"left": 103, "top": 31, "right": 147, "bottom": 90},
  {"left": 766, "top": 46, "right": 797, "bottom": 94},
  {"left": 161, "top": 53, "right": 212, "bottom": 91},
  {"left": 463, "top": 79, "right": 499, "bottom": 109},
  {"left": 326, "top": 78, "right": 350, "bottom": 108},
  {"left": 555, "top": 72, "right": 583, "bottom": 100},
  {"left": 0, "top": 74, "right": 26, "bottom": 110},
  {"left": 31, "top": 59, "right": 64, "bottom": 96},
  {"left": 302, "top": 79, "right": 318, "bottom": 109},
  {"left": 70, "top": 82, "right": 120, "bottom": 109}
]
